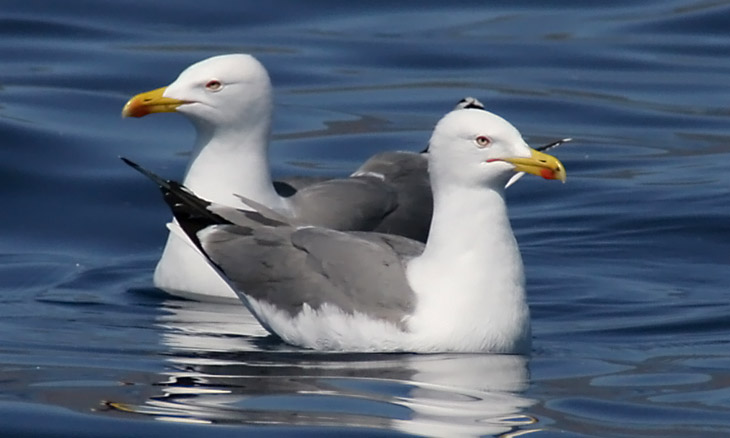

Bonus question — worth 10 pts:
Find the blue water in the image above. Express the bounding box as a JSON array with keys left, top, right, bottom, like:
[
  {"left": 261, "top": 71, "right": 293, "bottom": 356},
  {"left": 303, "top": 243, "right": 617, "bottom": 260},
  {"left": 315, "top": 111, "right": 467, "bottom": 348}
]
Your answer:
[{"left": 2, "top": 1, "right": 729, "bottom": 436}]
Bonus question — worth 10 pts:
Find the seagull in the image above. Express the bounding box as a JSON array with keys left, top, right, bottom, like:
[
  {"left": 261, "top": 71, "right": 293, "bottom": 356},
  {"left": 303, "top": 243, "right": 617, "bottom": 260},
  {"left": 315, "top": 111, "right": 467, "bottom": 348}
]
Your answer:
[
  {"left": 122, "top": 55, "right": 570, "bottom": 301},
  {"left": 124, "top": 106, "right": 567, "bottom": 353},
  {"left": 122, "top": 54, "right": 418, "bottom": 300}
]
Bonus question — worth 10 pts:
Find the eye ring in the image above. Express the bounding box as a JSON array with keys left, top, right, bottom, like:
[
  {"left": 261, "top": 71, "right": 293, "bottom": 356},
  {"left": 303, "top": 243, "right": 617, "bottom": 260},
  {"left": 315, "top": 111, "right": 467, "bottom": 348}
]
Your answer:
[
  {"left": 205, "top": 79, "right": 223, "bottom": 91},
  {"left": 475, "top": 135, "right": 491, "bottom": 148}
]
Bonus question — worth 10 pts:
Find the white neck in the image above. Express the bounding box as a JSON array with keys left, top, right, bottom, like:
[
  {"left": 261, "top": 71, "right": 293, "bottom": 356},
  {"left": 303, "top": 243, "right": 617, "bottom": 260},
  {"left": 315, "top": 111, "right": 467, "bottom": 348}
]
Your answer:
[
  {"left": 181, "top": 119, "right": 289, "bottom": 212},
  {"left": 423, "top": 184, "right": 518, "bottom": 263},
  {"left": 406, "top": 182, "right": 530, "bottom": 353}
]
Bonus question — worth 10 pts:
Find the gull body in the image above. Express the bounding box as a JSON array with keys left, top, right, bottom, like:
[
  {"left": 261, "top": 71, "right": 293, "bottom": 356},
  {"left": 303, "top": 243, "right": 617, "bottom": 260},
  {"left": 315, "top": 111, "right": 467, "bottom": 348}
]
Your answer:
[{"left": 126, "top": 107, "right": 566, "bottom": 352}]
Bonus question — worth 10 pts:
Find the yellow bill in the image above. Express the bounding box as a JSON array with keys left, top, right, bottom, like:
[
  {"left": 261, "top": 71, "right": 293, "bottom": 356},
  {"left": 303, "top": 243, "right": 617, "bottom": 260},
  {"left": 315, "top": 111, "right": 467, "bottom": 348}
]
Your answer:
[
  {"left": 121, "top": 86, "right": 186, "bottom": 118},
  {"left": 493, "top": 148, "right": 566, "bottom": 182}
]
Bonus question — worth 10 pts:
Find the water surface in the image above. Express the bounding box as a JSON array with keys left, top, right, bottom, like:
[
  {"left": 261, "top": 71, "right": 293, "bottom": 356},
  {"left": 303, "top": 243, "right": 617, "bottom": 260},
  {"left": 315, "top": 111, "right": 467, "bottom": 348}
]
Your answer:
[{"left": 2, "top": 1, "right": 729, "bottom": 437}]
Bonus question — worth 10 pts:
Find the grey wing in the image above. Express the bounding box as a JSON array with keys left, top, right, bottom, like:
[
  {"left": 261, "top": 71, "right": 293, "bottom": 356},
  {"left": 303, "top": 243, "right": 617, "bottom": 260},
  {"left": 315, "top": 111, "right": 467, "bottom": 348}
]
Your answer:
[
  {"left": 288, "top": 177, "right": 399, "bottom": 232},
  {"left": 198, "top": 225, "right": 421, "bottom": 327},
  {"left": 272, "top": 151, "right": 432, "bottom": 241},
  {"left": 290, "top": 228, "right": 424, "bottom": 323},
  {"left": 354, "top": 151, "right": 432, "bottom": 242},
  {"left": 273, "top": 176, "right": 330, "bottom": 198}
]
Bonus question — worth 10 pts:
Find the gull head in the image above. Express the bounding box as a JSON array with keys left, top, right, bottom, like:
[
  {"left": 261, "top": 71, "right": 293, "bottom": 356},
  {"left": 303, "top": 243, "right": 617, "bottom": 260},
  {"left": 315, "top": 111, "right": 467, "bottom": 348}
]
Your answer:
[
  {"left": 427, "top": 108, "right": 566, "bottom": 190},
  {"left": 122, "top": 54, "right": 273, "bottom": 132}
]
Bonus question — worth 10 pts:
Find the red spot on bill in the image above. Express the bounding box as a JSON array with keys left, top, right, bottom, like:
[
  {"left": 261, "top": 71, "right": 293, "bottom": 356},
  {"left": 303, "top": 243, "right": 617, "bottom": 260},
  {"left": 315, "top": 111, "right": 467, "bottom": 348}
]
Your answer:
[{"left": 540, "top": 168, "right": 554, "bottom": 180}]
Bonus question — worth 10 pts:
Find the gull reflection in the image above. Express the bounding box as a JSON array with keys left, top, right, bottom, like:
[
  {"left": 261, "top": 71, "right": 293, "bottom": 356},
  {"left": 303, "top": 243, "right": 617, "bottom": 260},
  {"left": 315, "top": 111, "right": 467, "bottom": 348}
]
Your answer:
[
  {"left": 115, "top": 298, "right": 538, "bottom": 437},
  {"left": 393, "top": 354, "right": 535, "bottom": 437}
]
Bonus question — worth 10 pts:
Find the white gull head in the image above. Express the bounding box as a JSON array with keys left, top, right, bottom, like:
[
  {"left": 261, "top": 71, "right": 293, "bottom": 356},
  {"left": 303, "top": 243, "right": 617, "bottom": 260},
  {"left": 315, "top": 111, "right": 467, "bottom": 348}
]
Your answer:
[
  {"left": 164, "top": 54, "right": 273, "bottom": 134},
  {"left": 427, "top": 108, "right": 544, "bottom": 191}
]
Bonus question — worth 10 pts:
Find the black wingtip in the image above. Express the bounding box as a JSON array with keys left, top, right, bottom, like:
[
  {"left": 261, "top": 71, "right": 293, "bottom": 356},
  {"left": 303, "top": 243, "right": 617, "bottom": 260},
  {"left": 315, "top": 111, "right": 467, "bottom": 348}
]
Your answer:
[
  {"left": 120, "top": 156, "right": 143, "bottom": 172},
  {"left": 120, "top": 156, "right": 173, "bottom": 191},
  {"left": 535, "top": 137, "right": 572, "bottom": 152},
  {"left": 121, "top": 156, "right": 232, "bottom": 251},
  {"left": 455, "top": 97, "right": 486, "bottom": 111}
]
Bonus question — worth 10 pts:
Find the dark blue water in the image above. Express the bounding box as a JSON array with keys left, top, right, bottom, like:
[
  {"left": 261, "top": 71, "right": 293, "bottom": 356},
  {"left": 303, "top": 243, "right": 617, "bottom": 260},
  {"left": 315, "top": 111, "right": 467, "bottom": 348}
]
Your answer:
[{"left": 2, "top": 1, "right": 729, "bottom": 436}]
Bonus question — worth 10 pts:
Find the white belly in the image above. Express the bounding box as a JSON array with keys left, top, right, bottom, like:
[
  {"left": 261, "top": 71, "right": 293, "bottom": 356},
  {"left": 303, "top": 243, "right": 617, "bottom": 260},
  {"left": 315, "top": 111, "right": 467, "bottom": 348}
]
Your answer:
[{"left": 154, "top": 230, "right": 239, "bottom": 302}]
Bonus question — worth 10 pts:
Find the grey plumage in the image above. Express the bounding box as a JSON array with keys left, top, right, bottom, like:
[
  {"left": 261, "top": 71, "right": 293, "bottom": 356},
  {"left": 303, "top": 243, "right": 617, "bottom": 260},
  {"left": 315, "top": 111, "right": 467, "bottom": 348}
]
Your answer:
[
  {"left": 125, "top": 158, "right": 422, "bottom": 327},
  {"left": 286, "top": 176, "right": 399, "bottom": 232},
  {"left": 203, "top": 225, "right": 420, "bottom": 327},
  {"left": 355, "top": 151, "right": 432, "bottom": 241},
  {"left": 270, "top": 152, "right": 430, "bottom": 241}
]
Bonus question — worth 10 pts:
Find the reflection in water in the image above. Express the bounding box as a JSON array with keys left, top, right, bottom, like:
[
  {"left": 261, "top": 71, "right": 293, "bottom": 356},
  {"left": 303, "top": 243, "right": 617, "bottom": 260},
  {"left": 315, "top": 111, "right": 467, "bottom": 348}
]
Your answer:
[
  {"left": 392, "top": 355, "right": 535, "bottom": 437},
  {"left": 156, "top": 298, "right": 268, "bottom": 354},
  {"left": 112, "top": 299, "right": 537, "bottom": 437}
]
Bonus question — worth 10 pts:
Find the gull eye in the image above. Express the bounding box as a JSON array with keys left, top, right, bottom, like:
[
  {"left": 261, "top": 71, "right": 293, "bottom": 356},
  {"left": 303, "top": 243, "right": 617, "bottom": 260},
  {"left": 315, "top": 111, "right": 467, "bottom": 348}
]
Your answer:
[
  {"left": 205, "top": 79, "right": 223, "bottom": 91},
  {"left": 475, "top": 136, "right": 491, "bottom": 148}
]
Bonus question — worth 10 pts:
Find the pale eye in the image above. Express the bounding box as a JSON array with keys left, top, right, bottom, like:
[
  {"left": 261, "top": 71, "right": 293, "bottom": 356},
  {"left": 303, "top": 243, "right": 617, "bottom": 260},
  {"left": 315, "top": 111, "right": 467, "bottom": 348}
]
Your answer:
[
  {"left": 205, "top": 79, "right": 223, "bottom": 91},
  {"left": 475, "top": 136, "right": 491, "bottom": 148}
]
